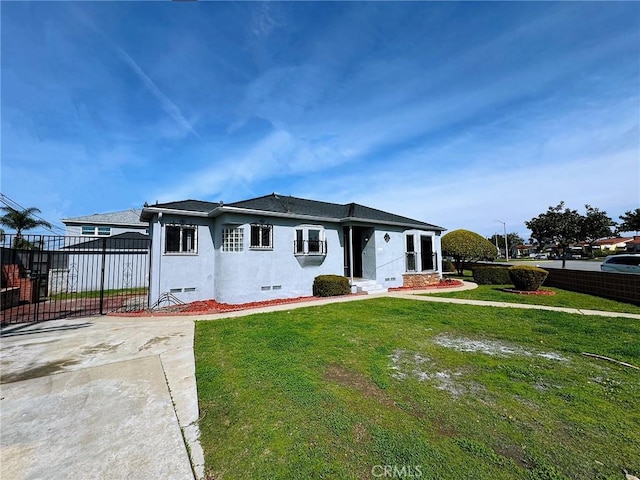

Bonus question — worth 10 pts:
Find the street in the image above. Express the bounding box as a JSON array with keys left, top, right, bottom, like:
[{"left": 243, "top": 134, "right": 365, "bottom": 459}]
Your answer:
[{"left": 506, "top": 259, "right": 603, "bottom": 272}]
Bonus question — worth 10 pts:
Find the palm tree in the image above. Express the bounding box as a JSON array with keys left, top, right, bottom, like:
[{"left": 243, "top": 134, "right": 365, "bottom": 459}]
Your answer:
[{"left": 0, "top": 206, "right": 52, "bottom": 248}]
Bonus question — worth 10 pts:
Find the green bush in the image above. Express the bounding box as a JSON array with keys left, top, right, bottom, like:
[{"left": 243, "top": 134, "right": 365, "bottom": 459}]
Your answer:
[
  {"left": 442, "top": 259, "right": 455, "bottom": 273},
  {"left": 313, "top": 275, "right": 351, "bottom": 297},
  {"left": 508, "top": 265, "right": 548, "bottom": 291},
  {"left": 472, "top": 266, "right": 511, "bottom": 285}
]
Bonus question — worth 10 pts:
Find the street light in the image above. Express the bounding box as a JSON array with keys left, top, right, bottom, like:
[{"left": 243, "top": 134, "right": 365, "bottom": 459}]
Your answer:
[{"left": 495, "top": 220, "right": 509, "bottom": 262}]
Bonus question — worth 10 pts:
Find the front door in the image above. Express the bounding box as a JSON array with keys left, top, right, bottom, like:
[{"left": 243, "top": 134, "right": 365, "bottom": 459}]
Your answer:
[
  {"left": 343, "top": 227, "right": 364, "bottom": 278},
  {"left": 421, "top": 235, "right": 434, "bottom": 271}
]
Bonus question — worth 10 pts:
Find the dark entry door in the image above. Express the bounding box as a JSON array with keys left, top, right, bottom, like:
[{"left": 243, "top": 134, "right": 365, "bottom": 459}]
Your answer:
[
  {"left": 343, "top": 227, "right": 364, "bottom": 278},
  {"left": 421, "top": 235, "right": 434, "bottom": 271}
]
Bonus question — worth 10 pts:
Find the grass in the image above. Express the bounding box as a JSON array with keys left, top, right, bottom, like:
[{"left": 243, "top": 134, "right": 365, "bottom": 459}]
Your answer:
[
  {"left": 195, "top": 298, "right": 640, "bottom": 479},
  {"left": 430, "top": 284, "right": 640, "bottom": 314},
  {"left": 49, "top": 287, "right": 147, "bottom": 300}
]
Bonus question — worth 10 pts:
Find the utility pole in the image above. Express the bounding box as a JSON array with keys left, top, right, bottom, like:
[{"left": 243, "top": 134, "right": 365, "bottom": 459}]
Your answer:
[{"left": 495, "top": 220, "right": 509, "bottom": 262}]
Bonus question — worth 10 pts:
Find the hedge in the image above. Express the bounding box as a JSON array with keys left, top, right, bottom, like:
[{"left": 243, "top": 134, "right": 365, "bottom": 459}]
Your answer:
[
  {"left": 313, "top": 275, "right": 351, "bottom": 297},
  {"left": 442, "top": 259, "right": 455, "bottom": 273},
  {"left": 472, "top": 266, "right": 511, "bottom": 285},
  {"left": 508, "top": 265, "right": 548, "bottom": 291}
]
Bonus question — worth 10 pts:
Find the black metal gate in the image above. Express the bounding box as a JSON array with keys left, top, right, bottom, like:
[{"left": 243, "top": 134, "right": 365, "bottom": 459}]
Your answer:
[{"left": 1, "top": 234, "right": 151, "bottom": 324}]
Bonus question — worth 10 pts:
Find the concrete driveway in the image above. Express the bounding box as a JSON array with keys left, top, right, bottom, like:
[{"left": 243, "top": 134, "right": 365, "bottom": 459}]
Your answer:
[{"left": 0, "top": 316, "right": 204, "bottom": 480}]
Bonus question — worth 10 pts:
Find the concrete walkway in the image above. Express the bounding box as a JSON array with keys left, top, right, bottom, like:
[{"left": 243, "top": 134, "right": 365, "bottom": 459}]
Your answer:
[{"left": 1, "top": 282, "right": 638, "bottom": 480}]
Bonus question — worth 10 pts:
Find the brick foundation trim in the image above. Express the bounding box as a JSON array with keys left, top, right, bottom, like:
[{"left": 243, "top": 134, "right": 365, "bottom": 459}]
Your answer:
[{"left": 402, "top": 273, "right": 440, "bottom": 288}]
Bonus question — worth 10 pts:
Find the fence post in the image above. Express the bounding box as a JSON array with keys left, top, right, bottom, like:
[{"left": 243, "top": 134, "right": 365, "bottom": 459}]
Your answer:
[{"left": 99, "top": 237, "right": 107, "bottom": 315}]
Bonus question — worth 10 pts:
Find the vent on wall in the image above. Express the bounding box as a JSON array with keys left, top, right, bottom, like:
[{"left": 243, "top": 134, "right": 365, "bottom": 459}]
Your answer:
[{"left": 169, "top": 287, "right": 197, "bottom": 293}]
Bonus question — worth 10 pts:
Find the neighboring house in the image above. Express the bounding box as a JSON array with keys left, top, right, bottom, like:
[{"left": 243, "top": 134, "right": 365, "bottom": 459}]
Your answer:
[
  {"left": 50, "top": 210, "right": 150, "bottom": 295},
  {"left": 591, "top": 237, "right": 634, "bottom": 252},
  {"left": 512, "top": 245, "right": 535, "bottom": 258},
  {"left": 62, "top": 209, "right": 148, "bottom": 238},
  {"left": 140, "top": 193, "right": 445, "bottom": 305},
  {"left": 625, "top": 237, "right": 640, "bottom": 253}
]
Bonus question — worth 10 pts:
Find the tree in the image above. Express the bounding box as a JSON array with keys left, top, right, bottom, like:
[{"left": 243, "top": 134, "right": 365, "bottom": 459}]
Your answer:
[
  {"left": 581, "top": 205, "right": 616, "bottom": 256},
  {"left": 487, "top": 232, "right": 525, "bottom": 256},
  {"left": 0, "top": 206, "right": 52, "bottom": 247},
  {"left": 619, "top": 208, "right": 640, "bottom": 235},
  {"left": 442, "top": 229, "right": 497, "bottom": 275},
  {"left": 525, "top": 202, "right": 583, "bottom": 268}
]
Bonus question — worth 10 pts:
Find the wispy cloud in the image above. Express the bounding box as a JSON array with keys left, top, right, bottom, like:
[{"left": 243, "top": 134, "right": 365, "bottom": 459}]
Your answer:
[
  {"left": 70, "top": 5, "right": 200, "bottom": 140},
  {"left": 112, "top": 46, "right": 201, "bottom": 140}
]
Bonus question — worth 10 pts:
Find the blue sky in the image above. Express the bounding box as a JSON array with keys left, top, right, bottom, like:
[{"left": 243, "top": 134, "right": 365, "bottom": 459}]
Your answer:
[{"left": 2, "top": 1, "right": 639, "bottom": 239}]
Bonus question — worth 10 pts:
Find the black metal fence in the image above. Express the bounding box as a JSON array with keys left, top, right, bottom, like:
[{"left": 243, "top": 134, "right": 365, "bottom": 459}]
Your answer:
[{"left": 1, "top": 234, "right": 150, "bottom": 324}]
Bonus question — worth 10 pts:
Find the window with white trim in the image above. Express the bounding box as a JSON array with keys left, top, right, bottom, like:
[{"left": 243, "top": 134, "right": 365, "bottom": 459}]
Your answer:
[
  {"left": 165, "top": 225, "right": 197, "bottom": 254},
  {"left": 250, "top": 224, "right": 273, "bottom": 249},
  {"left": 81, "top": 226, "right": 111, "bottom": 236},
  {"left": 294, "top": 225, "right": 326, "bottom": 255},
  {"left": 222, "top": 227, "right": 244, "bottom": 252}
]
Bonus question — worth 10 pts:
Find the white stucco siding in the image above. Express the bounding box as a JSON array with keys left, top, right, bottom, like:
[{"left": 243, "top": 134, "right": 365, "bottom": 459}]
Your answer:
[
  {"left": 149, "top": 215, "right": 215, "bottom": 305},
  {"left": 372, "top": 228, "right": 442, "bottom": 288},
  {"left": 371, "top": 228, "right": 406, "bottom": 288},
  {"left": 214, "top": 215, "right": 344, "bottom": 304}
]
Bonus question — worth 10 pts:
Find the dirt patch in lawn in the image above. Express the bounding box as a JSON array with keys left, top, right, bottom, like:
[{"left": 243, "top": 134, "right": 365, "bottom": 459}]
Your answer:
[
  {"left": 432, "top": 335, "right": 569, "bottom": 362},
  {"left": 324, "top": 363, "right": 397, "bottom": 408},
  {"left": 389, "top": 349, "right": 475, "bottom": 399}
]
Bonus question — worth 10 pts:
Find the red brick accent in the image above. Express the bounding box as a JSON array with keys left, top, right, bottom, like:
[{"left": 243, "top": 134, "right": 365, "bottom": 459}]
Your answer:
[
  {"left": 402, "top": 273, "right": 440, "bottom": 288},
  {"left": 1, "top": 264, "right": 37, "bottom": 303}
]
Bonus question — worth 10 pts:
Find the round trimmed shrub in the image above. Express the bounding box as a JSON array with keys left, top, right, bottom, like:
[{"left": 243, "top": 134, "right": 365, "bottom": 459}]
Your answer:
[
  {"left": 442, "top": 259, "right": 455, "bottom": 273},
  {"left": 508, "top": 265, "right": 548, "bottom": 291},
  {"left": 473, "top": 266, "right": 511, "bottom": 285},
  {"left": 313, "top": 275, "right": 350, "bottom": 297}
]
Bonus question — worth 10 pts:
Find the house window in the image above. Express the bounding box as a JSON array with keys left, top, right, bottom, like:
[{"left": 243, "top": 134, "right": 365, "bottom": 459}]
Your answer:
[
  {"left": 222, "top": 227, "right": 244, "bottom": 252},
  {"left": 81, "top": 225, "right": 111, "bottom": 236},
  {"left": 294, "top": 226, "right": 326, "bottom": 255},
  {"left": 250, "top": 224, "right": 273, "bottom": 249},
  {"left": 165, "top": 225, "right": 197, "bottom": 254},
  {"left": 406, "top": 234, "right": 416, "bottom": 272}
]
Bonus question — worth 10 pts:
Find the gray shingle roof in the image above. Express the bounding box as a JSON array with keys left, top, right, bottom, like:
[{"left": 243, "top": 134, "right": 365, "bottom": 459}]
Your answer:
[
  {"left": 144, "top": 194, "right": 444, "bottom": 230},
  {"left": 62, "top": 209, "right": 146, "bottom": 227}
]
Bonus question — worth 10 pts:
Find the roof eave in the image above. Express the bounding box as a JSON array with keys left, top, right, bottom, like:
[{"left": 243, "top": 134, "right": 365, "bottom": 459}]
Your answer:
[
  {"left": 141, "top": 205, "right": 446, "bottom": 231},
  {"left": 340, "top": 217, "right": 445, "bottom": 231},
  {"left": 140, "top": 206, "right": 211, "bottom": 222}
]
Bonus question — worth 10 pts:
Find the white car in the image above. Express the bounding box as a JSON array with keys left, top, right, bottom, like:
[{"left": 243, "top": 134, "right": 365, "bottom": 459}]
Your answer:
[{"left": 600, "top": 254, "right": 640, "bottom": 274}]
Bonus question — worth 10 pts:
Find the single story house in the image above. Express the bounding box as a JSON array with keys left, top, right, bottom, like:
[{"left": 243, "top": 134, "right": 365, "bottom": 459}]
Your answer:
[
  {"left": 590, "top": 237, "right": 635, "bottom": 252},
  {"left": 140, "top": 193, "right": 445, "bottom": 305}
]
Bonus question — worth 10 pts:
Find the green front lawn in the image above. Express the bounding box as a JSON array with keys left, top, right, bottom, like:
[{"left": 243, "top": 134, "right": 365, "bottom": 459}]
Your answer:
[
  {"left": 195, "top": 298, "right": 639, "bottom": 479},
  {"left": 430, "top": 285, "right": 640, "bottom": 314}
]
